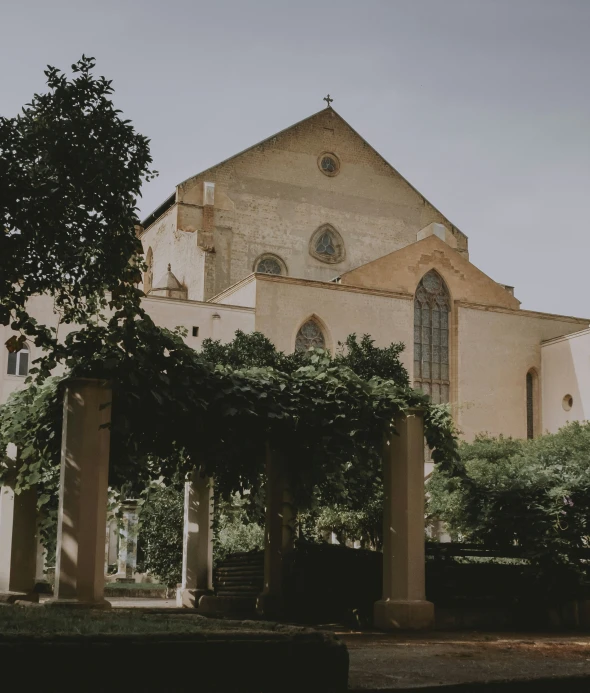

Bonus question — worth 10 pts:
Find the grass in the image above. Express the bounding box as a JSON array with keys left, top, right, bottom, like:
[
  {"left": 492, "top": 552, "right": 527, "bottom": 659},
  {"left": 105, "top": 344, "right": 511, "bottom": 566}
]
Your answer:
[
  {"left": 0, "top": 604, "right": 304, "bottom": 636},
  {"left": 104, "top": 582, "right": 166, "bottom": 590}
]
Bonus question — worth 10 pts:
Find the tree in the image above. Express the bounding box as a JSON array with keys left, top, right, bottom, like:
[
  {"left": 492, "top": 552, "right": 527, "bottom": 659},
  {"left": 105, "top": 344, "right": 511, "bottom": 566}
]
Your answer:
[
  {"left": 0, "top": 56, "right": 155, "bottom": 374},
  {"left": 427, "top": 423, "right": 590, "bottom": 595}
]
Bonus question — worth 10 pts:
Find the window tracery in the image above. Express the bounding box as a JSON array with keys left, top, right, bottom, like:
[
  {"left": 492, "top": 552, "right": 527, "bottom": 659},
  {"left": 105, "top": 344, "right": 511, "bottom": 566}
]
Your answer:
[
  {"left": 295, "top": 319, "right": 326, "bottom": 352},
  {"left": 254, "top": 254, "right": 286, "bottom": 276},
  {"left": 413, "top": 270, "right": 450, "bottom": 404},
  {"left": 256, "top": 257, "right": 282, "bottom": 275},
  {"left": 309, "top": 225, "right": 345, "bottom": 264}
]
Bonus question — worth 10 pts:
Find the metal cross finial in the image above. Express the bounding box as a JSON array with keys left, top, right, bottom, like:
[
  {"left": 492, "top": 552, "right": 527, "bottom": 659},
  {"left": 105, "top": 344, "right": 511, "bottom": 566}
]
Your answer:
[{"left": 323, "top": 94, "right": 333, "bottom": 107}]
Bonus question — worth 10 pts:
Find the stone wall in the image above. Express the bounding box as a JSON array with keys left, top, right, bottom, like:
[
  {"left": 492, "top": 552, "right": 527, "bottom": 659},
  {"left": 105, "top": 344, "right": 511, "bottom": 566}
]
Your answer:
[{"left": 141, "top": 108, "right": 468, "bottom": 300}]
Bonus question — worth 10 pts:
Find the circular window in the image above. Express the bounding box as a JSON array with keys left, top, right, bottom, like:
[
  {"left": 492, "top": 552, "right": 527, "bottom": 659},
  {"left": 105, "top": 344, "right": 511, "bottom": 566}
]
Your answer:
[
  {"left": 562, "top": 394, "right": 573, "bottom": 411},
  {"left": 253, "top": 254, "right": 286, "bottom": 276},
  {"left": 318, "top": 152, "right": 340, "bottom": 177}
]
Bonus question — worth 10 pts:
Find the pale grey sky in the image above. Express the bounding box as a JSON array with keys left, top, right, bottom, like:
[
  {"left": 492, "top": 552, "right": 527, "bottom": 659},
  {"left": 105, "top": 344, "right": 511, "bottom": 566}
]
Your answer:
[{"left": 2, "top": 0, "right": 589, "bottom": 316}]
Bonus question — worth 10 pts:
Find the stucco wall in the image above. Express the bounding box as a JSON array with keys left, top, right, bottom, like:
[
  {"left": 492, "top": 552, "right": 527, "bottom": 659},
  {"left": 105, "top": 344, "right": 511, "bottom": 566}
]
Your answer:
[
  {"left": 213, "top": 275, "right": 257, "bottom": 308},
  {"left": 541, "top": 329, "right": 590, "bottom": 433},
  {"left": 145, "top": 109, "right": 468, "bottom": 300},
  {"left": 457, "top": 306, "right": 588, "bottom": 441},
  {"left": 253, "top": 275, "right": 414, "bottom": 368},
  {"left": 0, "top": 295, "right": 254, "bottom": 406}
]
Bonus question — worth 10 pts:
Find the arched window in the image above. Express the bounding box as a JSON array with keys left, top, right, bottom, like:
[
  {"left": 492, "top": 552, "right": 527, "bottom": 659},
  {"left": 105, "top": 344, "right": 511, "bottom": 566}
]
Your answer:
[
  {"left": 254, "top": 254, "right": 286, "bottom": 276},
  {"left": 309, "top": 225, "right": 345, "bottom": 264},
  {"left": 144, "top": 247, "right": 153, "bottom": 294},
  {"left": 7, "top": 345, "right": 29, "bottom": 377},
  {"left": 414, "top": 270, "right": 450, "bottom": 404},
  {"left": 295, "top": 319, "right": 326, "bottom": 352},
  {"left": 526, "top": 369, "right": 538, "bottom": 439}
]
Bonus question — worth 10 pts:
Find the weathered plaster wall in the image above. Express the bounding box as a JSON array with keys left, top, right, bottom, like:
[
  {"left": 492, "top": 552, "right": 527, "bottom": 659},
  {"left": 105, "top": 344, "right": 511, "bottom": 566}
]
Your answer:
[
  {"left": 140, "top": 205, "right": 208, "bottom": 302},
  {"left": 457, "top": 306, "right": 588, "bottom": 441},
  {"left": 161, "top": 108, "right": 467, "bottom": 299},
  {"left": 541, "top": 329, "right": 590, "bottom": 433}
]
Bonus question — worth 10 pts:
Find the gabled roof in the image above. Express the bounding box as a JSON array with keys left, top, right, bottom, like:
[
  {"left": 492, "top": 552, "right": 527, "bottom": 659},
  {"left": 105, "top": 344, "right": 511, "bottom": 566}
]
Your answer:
[
  {"left": 152, "top": 264, "right": 183, "bottom": 292},
  {"left": 142, "top": 106, "right": 467, "bottom": 242},
  {"left": 340, "top": 234, "right": 520, "bottom": 310}
]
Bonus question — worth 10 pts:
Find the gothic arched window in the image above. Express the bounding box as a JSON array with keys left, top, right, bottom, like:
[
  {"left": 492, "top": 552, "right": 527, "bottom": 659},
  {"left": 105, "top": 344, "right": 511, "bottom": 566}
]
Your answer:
[
  {"left": 7, "top": 345, "right": 29, "bottom": 377},
  {"left": 414, "top": 270, "right": 450, "bottom": 404},
  {"left": 295, "top": 319, "right": 326, "bottom": 352},
  {"left": 144, "top": 247, "right": 154, "bottom": 294},
  {"left": 526, "top": 369, "right": 538, "bottom": 439},
  {"left": 254, "top": 254, "right": 286, "bottom": 276},
  {"left": 309, "top": 225, "right": 345, "bottom": 264}
]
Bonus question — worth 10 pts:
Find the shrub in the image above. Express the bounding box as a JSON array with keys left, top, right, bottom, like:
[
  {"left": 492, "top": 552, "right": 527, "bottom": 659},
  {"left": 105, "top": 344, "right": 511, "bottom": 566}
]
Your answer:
[{"left": 427, "top": 422, "right": 590, "bottom": 597}]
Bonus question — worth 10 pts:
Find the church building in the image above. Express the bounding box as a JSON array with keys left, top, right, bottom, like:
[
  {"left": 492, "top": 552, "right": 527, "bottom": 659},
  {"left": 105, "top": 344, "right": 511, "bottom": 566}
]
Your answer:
[{"left": 2, "top": 105, "right": 588, "bottom": 450}]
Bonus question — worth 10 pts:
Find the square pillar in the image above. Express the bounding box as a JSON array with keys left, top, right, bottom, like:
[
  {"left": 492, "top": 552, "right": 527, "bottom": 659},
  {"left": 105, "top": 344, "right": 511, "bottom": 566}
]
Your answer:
[
  {"left": 177, "top": 470, "right": 213, "bottom": 608},
  {"left": 0, "top": 472, "right": 38, "bottom": 602},
  {"left": 52, "top": 379, "right": 112, "bottom": 607},
  {"left": 374, "top": 409, "right": 435, "bottom": 630},
  {"left": 256, "top": 445, "right": 294, "bottom": 618},
  {"left": 116, "top": 500, "right": 139, "bottom": 582}
]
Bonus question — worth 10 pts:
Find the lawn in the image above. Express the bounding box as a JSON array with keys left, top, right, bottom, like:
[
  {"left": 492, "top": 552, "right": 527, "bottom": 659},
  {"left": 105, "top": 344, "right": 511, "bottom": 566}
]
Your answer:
[{"left": 0, "top": 604, "right": 303, "bottom": 636}]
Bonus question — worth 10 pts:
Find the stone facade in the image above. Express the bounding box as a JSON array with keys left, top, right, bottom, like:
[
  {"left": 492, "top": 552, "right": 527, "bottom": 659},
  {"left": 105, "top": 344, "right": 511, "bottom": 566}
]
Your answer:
[
  {"left": 2, "top": 106, "right": 589, "bottom": 450},
  {"left": 140, "top": 108, "right": 468, "bottom": 301}
]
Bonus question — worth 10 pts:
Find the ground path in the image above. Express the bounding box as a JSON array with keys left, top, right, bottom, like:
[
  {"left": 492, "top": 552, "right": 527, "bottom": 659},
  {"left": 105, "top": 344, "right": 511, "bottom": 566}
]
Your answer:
[
  {"left": 94, "top": 598, "right": 590, "bottom": 690},
  {"left": 339, "top": 630, "right": 590, "bottom": 690}
]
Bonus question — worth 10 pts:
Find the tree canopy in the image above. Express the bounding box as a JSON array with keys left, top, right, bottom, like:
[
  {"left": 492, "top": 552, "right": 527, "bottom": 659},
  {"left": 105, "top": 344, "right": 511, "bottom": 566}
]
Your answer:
[{"left": 1, "top": 56, "right": 155, "bottom": 367}]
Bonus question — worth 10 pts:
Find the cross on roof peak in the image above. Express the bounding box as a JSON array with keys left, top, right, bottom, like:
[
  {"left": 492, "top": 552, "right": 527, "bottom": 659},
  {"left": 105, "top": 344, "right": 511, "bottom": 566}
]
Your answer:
[{"left": 323, "top": 94, "right": 333, "bottom": 108}]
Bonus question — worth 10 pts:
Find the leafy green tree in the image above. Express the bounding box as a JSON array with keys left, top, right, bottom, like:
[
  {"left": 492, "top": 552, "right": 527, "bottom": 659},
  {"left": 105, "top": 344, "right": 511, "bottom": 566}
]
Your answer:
[
  {"left": 137, "top": 482, "right": 184, "bottom": 587},
  {"left": 427, "top": 423, "right": 590, "bottom": 594},
  {"left": 1, "top": 56, "right": 156, "bottom": 372}
]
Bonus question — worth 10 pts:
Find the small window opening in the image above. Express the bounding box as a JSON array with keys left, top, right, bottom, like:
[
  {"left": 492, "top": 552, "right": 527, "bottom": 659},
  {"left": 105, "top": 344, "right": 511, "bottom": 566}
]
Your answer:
[
  {"left": 192, "top": 326, "right": 199, "bottom": 337},
  {"left": 7, "top": 345, "right": 29, "bottom": 376}
]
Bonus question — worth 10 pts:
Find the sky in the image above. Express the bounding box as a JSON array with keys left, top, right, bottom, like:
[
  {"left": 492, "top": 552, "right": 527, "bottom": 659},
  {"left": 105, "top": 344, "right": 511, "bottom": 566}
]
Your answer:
[{"left": 1, "top": 0, "right": 589, "bottom": 316}]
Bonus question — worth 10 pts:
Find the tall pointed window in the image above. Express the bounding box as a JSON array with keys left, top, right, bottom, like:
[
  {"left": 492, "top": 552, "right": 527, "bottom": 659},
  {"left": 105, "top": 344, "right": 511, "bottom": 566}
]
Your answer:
[
  {"left": 526, "top": 369, "right": 538, "bottom": 439},
  {"left": 295, "top": 319, "right": 326, "bottom": 352},
  {"left": 144, "top": 247, "right": 154, "bottom": 294},
  {"left": 414, "top": 270, "right": 450, "bottom": 404}
]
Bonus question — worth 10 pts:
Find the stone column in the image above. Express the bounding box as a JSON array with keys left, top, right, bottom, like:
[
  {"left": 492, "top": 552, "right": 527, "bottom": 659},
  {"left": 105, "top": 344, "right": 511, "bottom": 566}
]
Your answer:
[
  {"left": 105, "top": 518, "right": 118, "bottom": 574},
  {"left": 116, "top": 501, "right": 139, "bottom": 582},
  {"left": 177, "top": 470, "right": 214, "bottom": 608},
  {"left": 0, "top": 468, "right": 38, "bottom": 602},
  {"left": 256, "top": 444, "right": 294, "bottom": 618},
  {"left": 374, "top": 409, "right": 435, "bottom": 630},
  {"left": 52, "top": 379, "right": 112, "bottom": 607}
]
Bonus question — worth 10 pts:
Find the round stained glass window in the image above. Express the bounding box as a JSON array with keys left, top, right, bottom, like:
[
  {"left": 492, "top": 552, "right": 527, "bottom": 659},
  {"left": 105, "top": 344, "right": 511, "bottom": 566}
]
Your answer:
[
  {"left": 318, "top": 152, "right": 340, "bottom": 176},
  {"left": 256, "top": 257, "right": 282, "bottom": 275}
]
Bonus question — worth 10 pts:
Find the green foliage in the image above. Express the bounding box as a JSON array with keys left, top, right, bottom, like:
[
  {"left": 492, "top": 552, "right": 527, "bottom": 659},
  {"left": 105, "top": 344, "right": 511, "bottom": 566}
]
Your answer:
[
  {"left": 335, "top": 334, "right": 409, "bottom": 386},
  {"left": 137, "top": 482, "right": 184, "bottom": 587},
  {"left": 214, "top": 493, "right": 265, "bottom": 564},
  {"left": 0, "top": 56, "right": 156, "bottom": 372},
  {"left": 427, "top": 423, "right": 590, "bottom": 595}
]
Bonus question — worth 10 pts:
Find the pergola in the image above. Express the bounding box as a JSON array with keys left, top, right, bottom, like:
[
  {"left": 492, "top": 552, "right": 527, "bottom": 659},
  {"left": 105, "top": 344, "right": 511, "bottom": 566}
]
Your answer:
[{"left": 0, "top": 378, "right": 434, "bottom": 629}]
